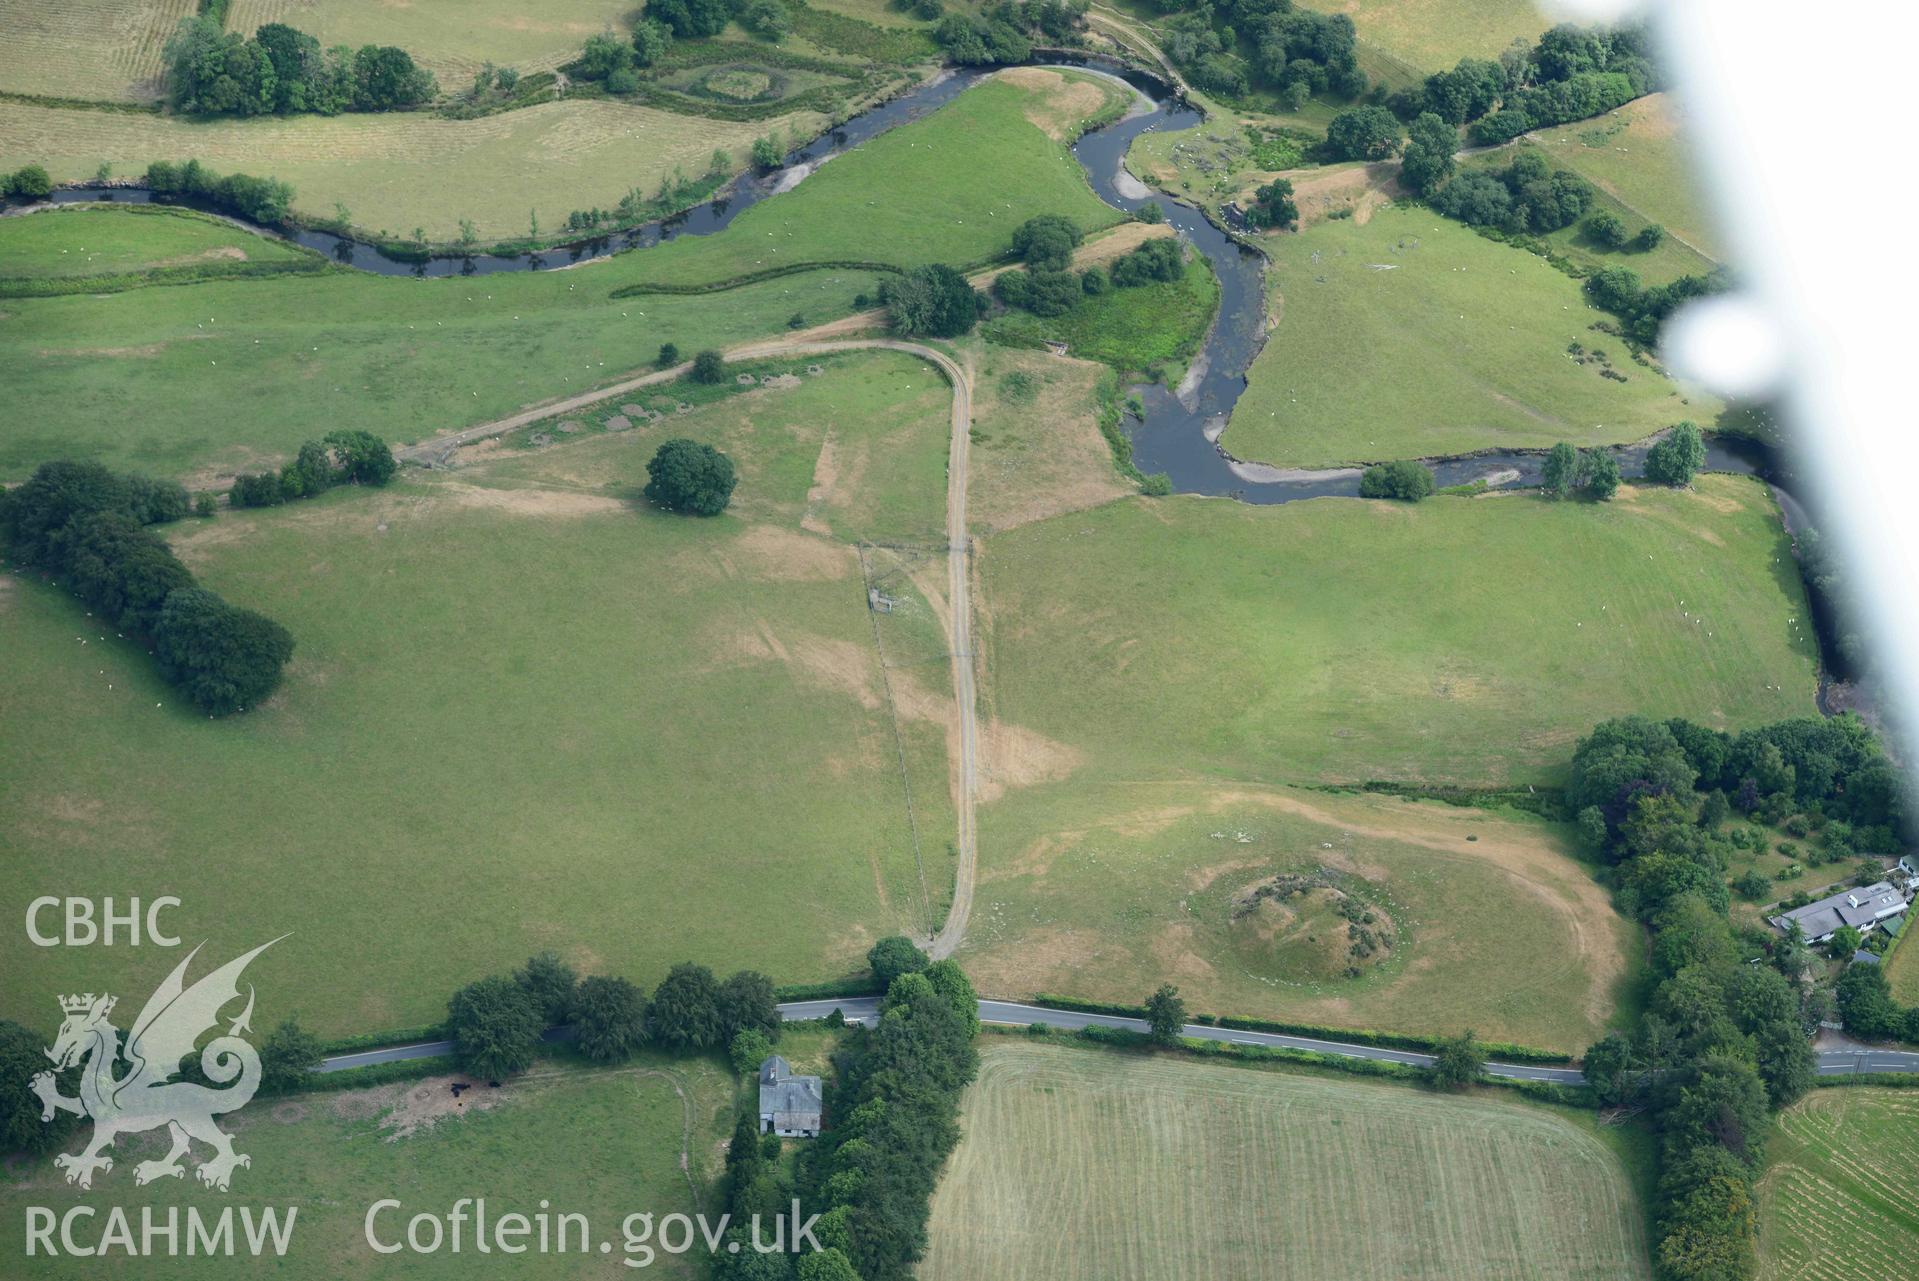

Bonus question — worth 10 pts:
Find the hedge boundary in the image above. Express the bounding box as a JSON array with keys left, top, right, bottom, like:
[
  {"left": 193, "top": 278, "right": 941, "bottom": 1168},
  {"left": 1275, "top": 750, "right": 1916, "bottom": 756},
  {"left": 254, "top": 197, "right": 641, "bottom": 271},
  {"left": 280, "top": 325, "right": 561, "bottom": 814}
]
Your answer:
[
  {"left": 319, "top": 1024, "right": 448, "bottom": 1055},
  {"left": 1814, "top": 1071, "right": 1919, "bottom": 1089},
  {"left": 775, "top": 977, "right": 883, "bottom": 1002},
  {"left": 1008, "top": 1023, "right": 1596, "bottom": 1106},
  {"left": 0, "top": 257, "right": 331, "bottom": 298},
  {"left": 1030, "top": 993, "right": 1574, "bottom": 1064},
  {"left": 609, "top": 259, "right": 902, "bottom": 298}
]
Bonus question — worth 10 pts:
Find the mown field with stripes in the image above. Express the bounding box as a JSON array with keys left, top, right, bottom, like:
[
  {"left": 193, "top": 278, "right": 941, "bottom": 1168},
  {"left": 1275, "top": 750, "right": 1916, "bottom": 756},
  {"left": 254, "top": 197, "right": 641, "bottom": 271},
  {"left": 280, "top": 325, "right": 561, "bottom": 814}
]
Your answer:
[
  {"left": 1758, "top": 1088, "right": 1919, "bottom": 1281},
  {"left": 0, "top": 96, "right": 814, "bottom": 239},
  {"left": 0, "top": 0, "right": 196, "bottom": 101},
  {"left": 226, "top": 0, "right": 637, "bottom": 90},
  {"left": 923, "top": 1041, "right": 1652, "bottom": 1281}
]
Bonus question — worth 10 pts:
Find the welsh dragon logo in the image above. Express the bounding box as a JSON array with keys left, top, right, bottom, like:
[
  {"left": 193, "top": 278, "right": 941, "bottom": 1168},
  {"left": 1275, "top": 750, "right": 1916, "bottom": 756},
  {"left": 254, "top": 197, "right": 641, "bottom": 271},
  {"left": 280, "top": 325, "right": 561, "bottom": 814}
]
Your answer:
[{"left": 30, "top": 938, "right": 283, "bottom": 1191}]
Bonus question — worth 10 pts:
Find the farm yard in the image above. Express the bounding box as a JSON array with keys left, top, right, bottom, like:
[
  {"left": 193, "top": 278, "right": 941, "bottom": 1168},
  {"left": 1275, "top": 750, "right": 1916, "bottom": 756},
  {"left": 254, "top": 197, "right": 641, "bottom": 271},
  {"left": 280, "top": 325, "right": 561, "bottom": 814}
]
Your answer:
[
  {"left": 225, "top": 0, "right": 641, "bottom": 89},
  {"left": 0, "top": 1060, "right": 731, "bottom": 1278},
  {"left": 0, "top": 353, "right": 962, "bottom": 1036},
  {"left": 0, "top": 0, "right": 196, "bottom": 101},
  {"left": 971, "top": 475, "right": 1817, "bottom": 791},
  {"left": 1758, "top": 1088, "right": 1919, "bottom": 1281},
  {"left": 923, "top": 1041, "right": 1652, "bottom": 1281},
  {"left": 1221, "top": 205, "right": 1718, "bottom": 469},
  {"left": 963, "top": 782, "right": 1639, "bottom": 1052}
]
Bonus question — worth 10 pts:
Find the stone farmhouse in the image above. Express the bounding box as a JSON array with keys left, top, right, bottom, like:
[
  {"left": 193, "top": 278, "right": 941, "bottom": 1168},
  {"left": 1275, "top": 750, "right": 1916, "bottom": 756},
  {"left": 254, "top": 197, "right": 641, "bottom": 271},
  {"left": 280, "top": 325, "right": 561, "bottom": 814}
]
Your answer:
[{"left": 758, "top": 1056, "right": 823, "bottom": 1138}]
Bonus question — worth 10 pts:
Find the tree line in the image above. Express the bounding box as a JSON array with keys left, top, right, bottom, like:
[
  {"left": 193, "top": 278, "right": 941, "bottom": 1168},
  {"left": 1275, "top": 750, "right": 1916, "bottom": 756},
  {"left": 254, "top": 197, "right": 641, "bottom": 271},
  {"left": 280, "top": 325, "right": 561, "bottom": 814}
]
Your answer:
[
  {"left": 1585, "top": 264, "right": 1727, "bottom": 348},
  {"left": 1307, "top": 20, "right": 1655, "bottom": 170},
  {"left": 991, "top": 215, "right": 1187, "bottom": 318},
  {"left": 446, "top": 952, "right": 784, "bottom": 1080},
  {"left": 162, "top": 17, "right": 434, "bottom": 117},
  {"left": 1540, "top": 421, "right": 1702, "bottom": 501},
  {"left": 1392, "top": 140, "right": 1717, "bottom": 345},
  {"left": 443, "top": 933, "right": 981, "bottom": 1281},
  {"left": 747, "top": 937, "right": 979, "bottom": 1281},
  {"left": 1424, "top": 149, "right": 1594, "bottom": 236},
  {"left": 932, "top": 0, "right": 1085, "bottom": 66},
  {"left": 229, "top": 430, "right": 395, "bottom": 508},
  {"left": 145, "top": 159, "right": 294, "bottom": 226},
  {"left": 1152, "top": 0, "right": 1362, "bottom": 105},
  {"left": 1, "top": 461, "right": 293, "bottom": 715},
  {"left": 1567, "top": 713, "right": 1907, "bottom": 1280},
  {"left": 645, "top": 0, "right": 800, "bottom": 42}
]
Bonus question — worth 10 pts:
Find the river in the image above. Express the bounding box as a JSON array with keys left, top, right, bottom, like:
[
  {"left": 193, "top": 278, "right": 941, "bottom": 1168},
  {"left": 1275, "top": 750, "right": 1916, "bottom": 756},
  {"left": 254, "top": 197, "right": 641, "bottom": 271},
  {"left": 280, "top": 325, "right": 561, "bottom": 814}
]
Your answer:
[{"left": 37, "top": 55, "right": 1781, "bottom": 505}]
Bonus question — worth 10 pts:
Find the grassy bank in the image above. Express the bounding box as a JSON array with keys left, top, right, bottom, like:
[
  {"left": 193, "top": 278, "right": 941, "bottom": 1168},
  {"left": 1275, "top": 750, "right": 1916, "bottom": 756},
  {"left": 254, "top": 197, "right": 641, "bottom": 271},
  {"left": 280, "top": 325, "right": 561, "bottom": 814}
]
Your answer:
[
  {"left": 972, "top": 474, "right": 1815, "bottom": 791},
  {"left": 1221, "top": 205, "right": 1719, "bottom": 468}
]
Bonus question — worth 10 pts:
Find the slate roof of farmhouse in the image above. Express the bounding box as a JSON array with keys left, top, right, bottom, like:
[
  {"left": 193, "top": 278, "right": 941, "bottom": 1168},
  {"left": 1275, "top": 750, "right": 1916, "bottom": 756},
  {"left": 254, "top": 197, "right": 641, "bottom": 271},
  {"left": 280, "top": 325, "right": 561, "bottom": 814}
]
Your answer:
[
  {"left": 1770, "top": 882, "right": 1907, "bottom": 937},
  {"left": 758, "top": 1056, "right": 822, "bottom": 1118}
]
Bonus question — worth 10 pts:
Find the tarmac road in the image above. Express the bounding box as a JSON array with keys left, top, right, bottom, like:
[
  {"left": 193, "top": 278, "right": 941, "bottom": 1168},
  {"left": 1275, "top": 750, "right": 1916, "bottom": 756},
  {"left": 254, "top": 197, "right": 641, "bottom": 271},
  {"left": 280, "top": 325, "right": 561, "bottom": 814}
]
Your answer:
[{"left": 314, "top": 1000, "right": 1919, "bottom": 1081}]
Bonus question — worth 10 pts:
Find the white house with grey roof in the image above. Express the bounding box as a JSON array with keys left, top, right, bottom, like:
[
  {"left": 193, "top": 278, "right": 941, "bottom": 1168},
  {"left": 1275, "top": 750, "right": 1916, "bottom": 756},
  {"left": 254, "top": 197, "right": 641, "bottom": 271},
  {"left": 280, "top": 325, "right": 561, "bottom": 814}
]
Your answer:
[
  {"left": 1768, "top": 881, "right": 1908, "bottom": 944},
  {"left": 758, "top": 1056, "right": 823, "bottom": 1138}
]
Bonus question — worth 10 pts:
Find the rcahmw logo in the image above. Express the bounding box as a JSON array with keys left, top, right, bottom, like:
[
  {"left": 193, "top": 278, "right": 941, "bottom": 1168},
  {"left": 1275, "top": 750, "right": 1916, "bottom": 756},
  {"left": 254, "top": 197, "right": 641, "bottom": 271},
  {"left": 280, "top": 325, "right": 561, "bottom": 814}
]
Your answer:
[{"left": 23, "top": 938, "right": 301, "bottom": 1259}]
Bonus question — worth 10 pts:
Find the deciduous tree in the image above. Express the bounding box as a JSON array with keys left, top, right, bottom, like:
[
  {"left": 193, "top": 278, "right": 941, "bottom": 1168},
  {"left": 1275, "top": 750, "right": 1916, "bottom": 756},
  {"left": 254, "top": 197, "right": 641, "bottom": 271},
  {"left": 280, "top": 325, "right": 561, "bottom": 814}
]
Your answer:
[
  {"left": 1144, "top": 984, "right": 1186, "bottom": 1045},
  {"left": 574, "top": 975, "right": 649, "bottom": 1062},
  {"left": 867, "top": 935, "right": 929, "bottom": 986},
  {"left": 447, "top": 975, "right": 544, "bottom": 1080},
  {"left": 648, "top": 962, "right": 724, "bottom": 1049},
  {"left": 645, "top": 438, "right": 737, "bottom": 516}
]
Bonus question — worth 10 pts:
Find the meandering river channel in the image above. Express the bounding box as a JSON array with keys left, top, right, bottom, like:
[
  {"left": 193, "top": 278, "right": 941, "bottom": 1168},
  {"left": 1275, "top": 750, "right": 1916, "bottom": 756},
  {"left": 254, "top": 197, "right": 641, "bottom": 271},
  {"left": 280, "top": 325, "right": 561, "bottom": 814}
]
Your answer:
[{"left": 43, "top": 56, "right": 1785, "bottom": 504}]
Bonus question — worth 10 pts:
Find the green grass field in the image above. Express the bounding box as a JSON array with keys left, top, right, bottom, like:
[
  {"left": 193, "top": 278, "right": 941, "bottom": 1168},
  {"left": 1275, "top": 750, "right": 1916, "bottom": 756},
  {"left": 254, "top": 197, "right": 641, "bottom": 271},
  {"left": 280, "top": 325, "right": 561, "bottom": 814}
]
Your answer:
[
  {"left": 981, "top": 255, "right": 1219, "bottom": 381},
  {"left": 1221, "top": 205, "right": 1718, "bottom": 468},
  {"left": 0, "top": 97, "right": 820, "bottom": 243},
  {"left": 0, "top": 1060, "right": 733, "bottom": 1277},
  {"left": 1297, "top": 0, "right": 1548, "bottom": 74},
  {"left": 1527, "top": 94, "right": 1725, "bottom": 265},
  {"left": 227, "top": 0, "right": 640, "bottom": 89},
  {"left": 1758, "top": 1088, "right": 1919, "bottom": 1281},
  {"left": 964, "top": 346, "right": 1131, "bottom": 534},
  {"left": 807, "top": 0, "right": 928, "bottom": 27},
  {"left": 0, "top": 352, "right": 960, "bottom": 1036},
  {"left": 0, "top": 72, "right": 1123, "bottom": 480},
  {"left": 0, "top": 205, "right": 311, "bottom": 279},
  {"left": 924, "top": 1040, "right": 1651, "bottom": 1280},
  {"left": 1887, "top": 929, "right": 1919, "bottom": 1005},
  {"left": 964, "top": 782, "right": 1639, "bottom": 1051},
  {"left": 973, "top": 475, "right": 1816, "bottom": 789},
  {"left": 0, "top": 0, "right": 196, "bottom": 101}
]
